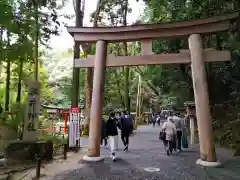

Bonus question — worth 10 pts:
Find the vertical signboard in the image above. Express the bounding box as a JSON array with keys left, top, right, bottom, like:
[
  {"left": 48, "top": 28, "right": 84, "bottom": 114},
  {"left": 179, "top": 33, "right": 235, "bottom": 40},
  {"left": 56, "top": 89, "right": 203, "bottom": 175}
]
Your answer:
[
  {"left": 23, "top": 81, "right": 41, "bottom": 141},
  {"left": 69, "top": 106, "right": 81, "bottom": 147}
]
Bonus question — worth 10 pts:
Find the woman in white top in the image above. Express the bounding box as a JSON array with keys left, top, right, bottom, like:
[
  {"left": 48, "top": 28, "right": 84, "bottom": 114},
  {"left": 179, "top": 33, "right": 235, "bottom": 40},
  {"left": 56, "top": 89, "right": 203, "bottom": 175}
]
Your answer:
[{"left": 161, "top": 116, "right": 177, "bottom": 155}]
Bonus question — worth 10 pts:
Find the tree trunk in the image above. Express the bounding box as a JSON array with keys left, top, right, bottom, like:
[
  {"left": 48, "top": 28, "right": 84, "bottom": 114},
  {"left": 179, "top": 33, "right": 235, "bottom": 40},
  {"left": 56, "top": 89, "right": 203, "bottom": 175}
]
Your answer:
[
  {"left": 5, "top": 32, "right": 11, "bottom": 111},
  {"left": 179, "top": 38, "right": 194, "bottom": 100},
  {"left": 123, "top": 0, "right": 130, "bottom": 113},
  {"left": 135, "top": 75, "right": 142, "bottom": 127},
  {"left": 113, "top": 69, "right": 125, "bottom": 107},
  {"left": 5, "top": 59, "right": 10, "bottom": 111},
  {"left": 205, "top": 36, "right": 214, "bottom": 106},
  {"left": 34, "top": 1, "right": 39, "bottom": 81},
  {"left": 71, "top": 0, "right": 83, "bottom": 107},
  {"left": 83, "top": 67, "right": 93, "bottom": 134},
  {"left": 84, "top": 0, "right": 102, "bottom": 110},
  {"left": 16, "top": 58, "right": 24, "bottom": 103},
  {"left": 0, "top": 27, "right": 3, "bottom": 70},
  {"left": 0, "top": 27, "right": 3, "bottom": 112},
  {"left": 83, "top": 0, "right": 103, "bottom": 135},
  {"left": 135, "top": 67, "right": 160, "bottom": 97}
]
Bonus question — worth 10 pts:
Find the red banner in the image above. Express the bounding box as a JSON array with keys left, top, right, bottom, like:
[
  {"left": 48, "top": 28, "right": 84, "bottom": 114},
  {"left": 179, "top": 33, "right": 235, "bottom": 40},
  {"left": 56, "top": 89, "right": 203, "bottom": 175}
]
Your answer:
[{"left": 69, "top": 106, "right": 80, "bottom": 113}]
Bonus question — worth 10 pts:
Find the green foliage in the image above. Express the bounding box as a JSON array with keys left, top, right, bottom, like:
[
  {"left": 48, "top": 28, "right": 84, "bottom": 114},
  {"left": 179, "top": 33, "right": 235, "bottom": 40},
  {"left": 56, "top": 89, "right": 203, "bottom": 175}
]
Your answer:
[
  {"left": 0, "top": 102, "right": 24, "bottom": 139},
  {"left": 40, "top": 134, "right": 66, "bottom": 155},
  {"left": 0, "top": 111, "right": 11, "bottom": 125},
  {"left": 137, "top": 0, "right": 240, "bottom": 153},
  {"left": 40, "top": 134, "right": 66, "bottom": 145},
  {"left": 90, "top": 0, "right": 132, "bottom": 26},
  {"left": 0, "top": 0, "right": 68, "bottom": 142},
  {"left": 42, "top": 49, "right": 86, "bottom": 106}
]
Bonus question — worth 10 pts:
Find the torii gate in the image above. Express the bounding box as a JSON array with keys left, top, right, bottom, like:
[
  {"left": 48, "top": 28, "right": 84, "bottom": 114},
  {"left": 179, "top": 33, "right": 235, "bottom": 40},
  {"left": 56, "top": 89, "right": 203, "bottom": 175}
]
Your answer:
[{"left": 67, "top": 11, "right": 239, "bottom": 166}]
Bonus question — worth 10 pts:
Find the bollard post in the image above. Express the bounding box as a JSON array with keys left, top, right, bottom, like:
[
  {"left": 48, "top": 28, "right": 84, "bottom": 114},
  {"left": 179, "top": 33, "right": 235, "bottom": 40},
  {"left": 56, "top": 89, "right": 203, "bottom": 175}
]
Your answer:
[
  {"left": 36, "top": 154, "right": 41, "bottom": 179},
  {"left": 75, "top": 140, "right": 79, "bottom": 153},
  {"left": 63, "top": 144, "right": 68, "bottom": 160}
]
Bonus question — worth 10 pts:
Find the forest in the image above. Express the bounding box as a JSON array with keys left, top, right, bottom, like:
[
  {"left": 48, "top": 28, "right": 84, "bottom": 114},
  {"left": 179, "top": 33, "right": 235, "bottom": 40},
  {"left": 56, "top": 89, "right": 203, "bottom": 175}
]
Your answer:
[{"left": 0, "top": 0, "right": 240, "bottom": 154}]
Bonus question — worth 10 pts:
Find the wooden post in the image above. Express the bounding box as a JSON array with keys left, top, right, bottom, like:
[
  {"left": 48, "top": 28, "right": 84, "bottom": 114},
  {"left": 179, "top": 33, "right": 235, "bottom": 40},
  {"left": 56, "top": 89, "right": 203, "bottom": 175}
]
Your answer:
[
  {"left": 35, "top": 154, "right": 41, "bottom": 179},
  {"left": 63, "top": 144, "right": 67, "bottom": 160},
  {"left": 139, "top": 75, "right": 144, "bottom": 124},
  {"left": 135, "top": 75, "right": 143, "bottom": 127},
  {"left": 135, "top": 75, "right": 140, "bottom": 127},
  {"left": 141, "top": 39, "right": 152, "bottom": 55},
  {"left": 189, "top": 116, "right": 195, "bottom": 144},
  {"left": 188, "top": 34, "right": 218, "bottom": 166},
  {"left": 134, "top": 40, "right": 152, "bottom": 125},
  {"left": 84, "top": 40, "right": 107, "bottom": 161},
  {"left": 185, "top": 104, "right": 196, "bottom": 145}
]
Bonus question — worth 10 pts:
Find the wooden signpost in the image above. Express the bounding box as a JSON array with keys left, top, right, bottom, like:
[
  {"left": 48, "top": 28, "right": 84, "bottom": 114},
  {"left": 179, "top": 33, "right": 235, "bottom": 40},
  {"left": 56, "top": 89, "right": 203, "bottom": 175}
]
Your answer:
[{"left": 69, "top": 106, "right": 81, "bottom": 148}]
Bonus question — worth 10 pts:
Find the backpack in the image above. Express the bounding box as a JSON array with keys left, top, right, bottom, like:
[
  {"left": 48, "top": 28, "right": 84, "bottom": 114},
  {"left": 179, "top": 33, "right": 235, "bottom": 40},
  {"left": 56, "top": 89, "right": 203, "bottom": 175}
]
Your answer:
[{"left": 121, "top": 115, "right": 133, "bottom": 130}]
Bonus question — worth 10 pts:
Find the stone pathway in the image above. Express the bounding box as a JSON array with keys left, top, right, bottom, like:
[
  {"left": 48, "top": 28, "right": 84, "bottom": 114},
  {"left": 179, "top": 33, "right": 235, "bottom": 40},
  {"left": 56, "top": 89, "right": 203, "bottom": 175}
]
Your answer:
[{"left": 48, "top": 125, "right": 240, "bottom": 180}]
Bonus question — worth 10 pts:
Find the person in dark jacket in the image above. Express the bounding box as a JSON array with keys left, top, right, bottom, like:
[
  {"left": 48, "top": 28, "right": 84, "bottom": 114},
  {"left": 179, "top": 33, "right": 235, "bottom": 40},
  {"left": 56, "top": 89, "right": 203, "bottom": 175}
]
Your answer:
[
  {"left": 106, "top": 112, "right": 119, "bottom": 162},
  {"left": 101, "top": 119, "right": 107, "bottom": 147},
  {"left": 152, "top": 112, "right": 156, "bottom": 127},
  {"left": 120, "top": 111, "right": 133, "bottom": 151}
]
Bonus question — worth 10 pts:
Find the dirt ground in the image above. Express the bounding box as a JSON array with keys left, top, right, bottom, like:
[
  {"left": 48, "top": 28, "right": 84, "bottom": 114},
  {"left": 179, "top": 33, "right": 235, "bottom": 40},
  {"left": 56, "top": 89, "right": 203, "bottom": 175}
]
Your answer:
[{"left": 1, "top": 150, "right": 85, "bottom": 180}]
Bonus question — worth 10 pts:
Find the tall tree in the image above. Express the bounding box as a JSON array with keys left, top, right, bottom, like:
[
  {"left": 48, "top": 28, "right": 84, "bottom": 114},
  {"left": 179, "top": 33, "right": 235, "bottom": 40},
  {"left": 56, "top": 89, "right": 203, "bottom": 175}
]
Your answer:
[
  {"left": 123, "top": 0, "right": 130, "bottom": 113},
  {"left": 71, "top": 0, "right": 83, "bottom": 107},
  {"left": 82, "top": 0, "right": 110, "bottom": 135},
  {"left": 5, "top": 32, "right": 11, "bottom": 111}
]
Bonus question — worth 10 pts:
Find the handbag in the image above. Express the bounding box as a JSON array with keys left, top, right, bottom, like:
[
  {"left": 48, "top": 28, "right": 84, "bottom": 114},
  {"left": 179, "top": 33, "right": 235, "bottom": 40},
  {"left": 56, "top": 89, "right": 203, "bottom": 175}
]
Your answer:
[{"left": 159, "top": 130, "right": 166, "bottom": 140}]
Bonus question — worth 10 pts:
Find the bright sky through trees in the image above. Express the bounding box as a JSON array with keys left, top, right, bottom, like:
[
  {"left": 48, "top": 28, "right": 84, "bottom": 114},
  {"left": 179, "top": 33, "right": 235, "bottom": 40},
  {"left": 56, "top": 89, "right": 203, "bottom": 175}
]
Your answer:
[{"left": 50, "top": 0, "right": 145, "bottom": 50}]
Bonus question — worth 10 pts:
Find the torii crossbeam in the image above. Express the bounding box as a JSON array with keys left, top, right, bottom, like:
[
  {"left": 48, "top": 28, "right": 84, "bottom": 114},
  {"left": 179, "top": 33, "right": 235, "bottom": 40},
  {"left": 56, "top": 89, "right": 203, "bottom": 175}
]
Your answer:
[{"left": 74, "top": 50, "right": 230, "bottom": 68}]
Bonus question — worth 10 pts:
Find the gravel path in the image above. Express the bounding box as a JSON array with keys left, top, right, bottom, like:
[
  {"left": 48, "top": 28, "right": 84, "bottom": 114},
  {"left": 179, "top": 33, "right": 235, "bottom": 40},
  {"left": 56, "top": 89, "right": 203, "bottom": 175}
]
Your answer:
[{"left": 51, "top": 125, "right": 240, "bottom": 180}]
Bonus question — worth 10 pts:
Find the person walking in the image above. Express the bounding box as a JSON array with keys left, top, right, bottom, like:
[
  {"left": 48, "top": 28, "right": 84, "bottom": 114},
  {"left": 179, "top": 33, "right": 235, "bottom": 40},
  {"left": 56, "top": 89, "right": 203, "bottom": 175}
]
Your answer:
[
  {"left": 106, "top": 112, "right": 119, "bottom": 162},
  {"left": 152, "top": 112, "right": 156, "bottom": 127},
  {"left": 120, "top": 111, "right": 133, "bottom": 151},
  {"left": 100, "top": 118, "right": 107, "bottom": 147},
  {"left": 172, "top": 112, "right": 183, "bottom": 151},
  {"left": 156, "top": 113, "right": 161, "bottom": 126},
  {"left": 161, "top": 116, "right": 177, "bottom": 155}
]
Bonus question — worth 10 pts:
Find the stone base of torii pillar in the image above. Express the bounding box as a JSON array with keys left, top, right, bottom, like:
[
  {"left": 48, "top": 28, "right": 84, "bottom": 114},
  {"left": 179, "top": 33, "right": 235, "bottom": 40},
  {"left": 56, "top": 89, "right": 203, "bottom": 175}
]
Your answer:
[
  {"left": 196, "top": 159, "right": 221, "bottom": 167},
  {"left": 82, "top": 155, "right": 105, "bottom": 162}
]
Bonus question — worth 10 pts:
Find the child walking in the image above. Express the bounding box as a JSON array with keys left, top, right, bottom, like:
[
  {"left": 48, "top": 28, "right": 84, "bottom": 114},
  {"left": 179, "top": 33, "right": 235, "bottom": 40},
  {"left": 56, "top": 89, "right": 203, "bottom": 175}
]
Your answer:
[{"left": 106, "top": 112, "right": 119, "bottom": 162}]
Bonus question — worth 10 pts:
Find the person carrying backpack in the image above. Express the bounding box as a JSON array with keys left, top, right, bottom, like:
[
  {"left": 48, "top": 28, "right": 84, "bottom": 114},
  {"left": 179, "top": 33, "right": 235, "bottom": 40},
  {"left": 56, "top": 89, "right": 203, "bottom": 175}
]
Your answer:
[{"left": 120, "top": 111, "right": 133, "bottom": 151}]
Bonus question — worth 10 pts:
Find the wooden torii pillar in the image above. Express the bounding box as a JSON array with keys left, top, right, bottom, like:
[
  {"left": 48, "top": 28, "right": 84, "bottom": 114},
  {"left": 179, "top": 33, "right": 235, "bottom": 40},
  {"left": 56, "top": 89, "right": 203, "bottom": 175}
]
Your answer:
[
  {"left": 85, "top": 40, "right": 107, "bottom": 160},
  {"left": 67, "top": 12, "right": 239, "bottom": 166}
]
